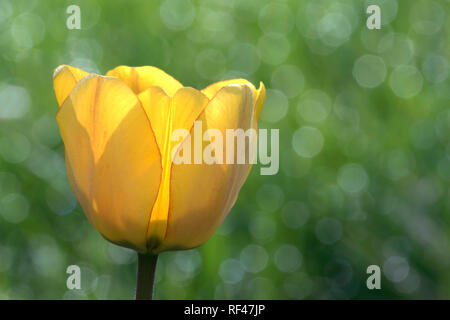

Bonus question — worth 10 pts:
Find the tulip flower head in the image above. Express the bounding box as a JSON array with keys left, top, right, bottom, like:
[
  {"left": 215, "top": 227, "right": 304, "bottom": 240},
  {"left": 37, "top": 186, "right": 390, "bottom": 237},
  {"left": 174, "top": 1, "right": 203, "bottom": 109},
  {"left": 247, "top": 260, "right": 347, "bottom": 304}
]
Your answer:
[{"left": 53, "top": 65, "right": 265, "bottom": 254}]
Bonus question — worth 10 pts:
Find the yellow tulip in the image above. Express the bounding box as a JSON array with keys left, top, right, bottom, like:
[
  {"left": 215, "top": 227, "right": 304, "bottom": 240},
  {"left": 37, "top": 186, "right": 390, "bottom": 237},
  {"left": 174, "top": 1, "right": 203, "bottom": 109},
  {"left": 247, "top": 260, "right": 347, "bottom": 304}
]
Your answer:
[{"left": 53, "top": 64, "right": 266, "bottom": 254}]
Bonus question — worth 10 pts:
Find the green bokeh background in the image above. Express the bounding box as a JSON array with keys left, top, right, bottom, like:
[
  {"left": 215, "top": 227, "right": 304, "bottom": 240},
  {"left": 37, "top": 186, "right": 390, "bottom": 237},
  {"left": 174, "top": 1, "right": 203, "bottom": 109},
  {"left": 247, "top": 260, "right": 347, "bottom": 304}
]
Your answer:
[{"left": 0, "top": 0, "right": 450, "bottom": 299}]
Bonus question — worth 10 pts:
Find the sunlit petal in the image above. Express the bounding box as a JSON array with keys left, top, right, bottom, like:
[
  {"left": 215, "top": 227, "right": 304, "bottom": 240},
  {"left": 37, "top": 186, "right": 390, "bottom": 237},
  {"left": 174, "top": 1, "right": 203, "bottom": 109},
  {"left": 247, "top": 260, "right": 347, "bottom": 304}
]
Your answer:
[
  {"left": 202, "top": 79, "right": 266, "bottom": 120},
  {"left": 139, "top": 87, "right": 209, "bottom": 250},
  {"left": 57, "top": 74, "right": 162, "bottom": 251},
  {"left": 158, "top": 84, "right": 255, "bottom": 251}
]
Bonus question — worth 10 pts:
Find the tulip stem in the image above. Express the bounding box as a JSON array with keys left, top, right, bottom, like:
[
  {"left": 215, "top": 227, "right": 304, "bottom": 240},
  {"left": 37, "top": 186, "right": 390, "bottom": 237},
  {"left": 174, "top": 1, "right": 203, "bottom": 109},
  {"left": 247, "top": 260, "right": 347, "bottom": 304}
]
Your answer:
[{"left": 136, "top": 253, "right": 158, "bottom": 300}]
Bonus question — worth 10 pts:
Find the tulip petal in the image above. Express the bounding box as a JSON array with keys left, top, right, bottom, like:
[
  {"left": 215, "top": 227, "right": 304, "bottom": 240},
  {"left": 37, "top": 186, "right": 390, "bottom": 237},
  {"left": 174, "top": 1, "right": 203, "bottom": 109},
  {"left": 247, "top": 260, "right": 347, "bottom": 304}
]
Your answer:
[
  {"left": 106, "top": 65, "right": 183, "bottom": 96},
  {"left": 138, "top": 87, "right": 209, "bottom": 250},
  {"left": 254, "top": 81, "right": 266, "bottom": 121},
  {"left": 53, "top": 65, "right": 89, "bottom": 107},
  {"left": 138, "top": 86, "right": 170, "bottom": 152},
  {"left": 201, "top": 79, "right": 266, "bottom": 121},
  {"left": 157, "top": 84, "right": 256, "bottom": 252},
  {"left": 57, "top": 74, "right": 162, "bottom": 252}
]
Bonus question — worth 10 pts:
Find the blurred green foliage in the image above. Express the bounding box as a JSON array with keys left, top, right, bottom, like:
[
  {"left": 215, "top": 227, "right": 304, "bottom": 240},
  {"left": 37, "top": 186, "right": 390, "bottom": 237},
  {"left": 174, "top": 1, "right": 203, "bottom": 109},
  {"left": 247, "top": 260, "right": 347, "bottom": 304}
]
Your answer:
[{"left": 0, "top": 0, "right": 450, "bottom": 299}]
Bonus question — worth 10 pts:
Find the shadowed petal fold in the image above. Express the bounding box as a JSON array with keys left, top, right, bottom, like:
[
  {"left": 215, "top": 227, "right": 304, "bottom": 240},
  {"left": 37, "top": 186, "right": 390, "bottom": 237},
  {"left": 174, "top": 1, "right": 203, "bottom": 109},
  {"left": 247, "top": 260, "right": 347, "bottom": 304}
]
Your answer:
[{"left": 106, "top": 65, "right": 183, "bottom": 96}]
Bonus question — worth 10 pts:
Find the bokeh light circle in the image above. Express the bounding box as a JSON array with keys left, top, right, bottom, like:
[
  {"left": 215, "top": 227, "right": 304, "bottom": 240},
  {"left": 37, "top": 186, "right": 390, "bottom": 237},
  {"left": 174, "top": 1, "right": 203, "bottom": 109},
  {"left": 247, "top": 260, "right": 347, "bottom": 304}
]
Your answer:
[
  {"left": 274, "top": 244, "right": 302, "bottom": 273},
  {"left": 353, "top": 55, "right": 387, "bottom": 88},
  {"left": 240, "top": 244, "right": 269, "bottom": 273},
  {"left": 337, "top": 163, "right": 369, "bottom": 194},
  {"left": 315, "top": 218, "right": 343, "bottom": 244},
  {"left": 160, "top": 0, "right": 195, "bottom": 30},
  {"left": 297, "top": 89, "right": 332, "bottom": 122},
  {"left": 270, "top": 65, "right": 305, "bottom": 98},
  {"left": 389, "top": 65, "right": 423, "bottom": 99},
  {"left": 292, "top": 126, "right": 324, "bottom": 158},
  {"left": 260, "top": 89, "right": 289, "bottom": 123}
]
